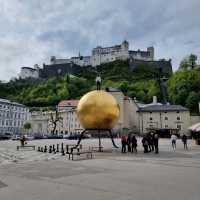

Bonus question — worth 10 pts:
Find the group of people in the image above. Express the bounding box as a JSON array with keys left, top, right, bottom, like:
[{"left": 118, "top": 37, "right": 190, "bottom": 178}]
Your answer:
[
  {"left": 141, "top": 133, "right": 159, "bottom": 154},
  {"left": 121, "top": 132, "right": 189, "bottom": 154},
  {"left": 121, "top": 134, "right": 138, "bottom": 153},
  {"left": 121, "top": 132, "right": 159, "bottom": 154},
  {"left": 171, "top": 133, "right": 188, "bottom": 150}
]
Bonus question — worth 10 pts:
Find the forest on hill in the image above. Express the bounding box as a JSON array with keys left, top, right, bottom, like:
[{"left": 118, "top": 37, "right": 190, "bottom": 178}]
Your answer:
[{"left": 0, "top": 58, "right": 200, "bottom": 114}]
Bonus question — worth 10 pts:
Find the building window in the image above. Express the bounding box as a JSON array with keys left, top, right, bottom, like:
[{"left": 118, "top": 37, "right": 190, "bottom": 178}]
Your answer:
[
  {"left": 165, "top": 117, "right": 168, "bottom": 120},
  {"left": 177, "top": 116, "right": 180, "bottom": 120},
  {"left": 177, "top": 124, "right": 181, "bottom": 130},
  {"left": 165, "top": 125, "right": 168, "bottom": 128},
  {"left": 150, "top": 117, "right": 153, "bottom": 120}
]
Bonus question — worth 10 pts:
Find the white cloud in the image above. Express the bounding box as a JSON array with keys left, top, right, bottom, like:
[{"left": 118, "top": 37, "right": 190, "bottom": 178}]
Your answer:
[{"left": 0, "top": 0, "right": 199, "bottom": 81}]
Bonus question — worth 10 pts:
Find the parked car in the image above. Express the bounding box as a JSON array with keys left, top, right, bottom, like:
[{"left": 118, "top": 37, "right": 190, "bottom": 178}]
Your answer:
[
  {"left": 26, "top": 136, "right": 34, "bottom": 141},
  {"left": 11, "top": 135, "right": 21, "bottom": 140},
  {"left": 0, "top": 133, "right": 12, "bottom": 140},
  {"left": 63, "top": 134, "right": 70, "bottom": 139},
  {"left": 47, "top": 135, "right": 63, "bottom": 139}
]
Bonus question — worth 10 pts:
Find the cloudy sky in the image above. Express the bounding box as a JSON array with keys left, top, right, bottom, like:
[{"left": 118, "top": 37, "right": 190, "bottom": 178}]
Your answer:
[{"left": 0, "top": 0, "right": 200, "bottom": 81}]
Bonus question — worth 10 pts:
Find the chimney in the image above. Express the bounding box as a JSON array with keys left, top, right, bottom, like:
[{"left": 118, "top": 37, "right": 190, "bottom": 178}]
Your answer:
[{"left": 153, "top": 96, "right": 157, "bottom": 104}]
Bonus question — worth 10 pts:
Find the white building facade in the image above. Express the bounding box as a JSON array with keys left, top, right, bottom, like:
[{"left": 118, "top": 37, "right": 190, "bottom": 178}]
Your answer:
[
  {"left": 30, "top": 109, "right": 82, "bottom": 136},
  {"left": 91, "top": 40, "right": 129, "bottom": 66},
  {"left": 30, "top": 111, "right": 49, "bottom": 136},
  {"left": 50, "top": 55, "right": 91, "bottom": 67},
  {"left": 137, "top": 104, "right": 191, "bottom": 135},
  {"left": 0, "top": 99, "right": 29, "bottom": 135},
  {"left": 19, "top": 65, "right": 39, "bottom": 79}
]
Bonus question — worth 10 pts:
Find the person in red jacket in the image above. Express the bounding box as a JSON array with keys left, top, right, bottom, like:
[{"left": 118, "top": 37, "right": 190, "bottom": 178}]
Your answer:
[{"left": 20, "top": 135, "right": 26, "bottom": 147}]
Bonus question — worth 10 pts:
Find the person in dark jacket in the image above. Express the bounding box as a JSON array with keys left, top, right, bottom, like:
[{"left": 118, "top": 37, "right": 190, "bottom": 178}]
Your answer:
[
  {"left": 131, "top": 135, "right": 137, "bottom": 153},
  {"left": 150, "top": 132, "right": 155, "bottom": 151},
  {"left": 127, "top": 134, "right": 132, "bottom": 152},
  {"left": 182, "top": 134, "right": 188, "bottom": 150},
  {"left": 121, "top": 135, "right": 127, "bottom": 153},
  {"left": 142, "top": 136, "right": 148, "bottom": 153},
  {"left": 146, "top": 134, "right": 151, "bottom": 152},
  {"left": 147, "top": 133, "right": 154, "bottom": 152},
  {"left": 153, "top": 134, "right": 159, "bottom": 154}
]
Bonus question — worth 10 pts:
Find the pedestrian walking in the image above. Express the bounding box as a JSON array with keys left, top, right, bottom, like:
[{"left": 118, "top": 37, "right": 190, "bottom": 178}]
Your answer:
[
  {"left": 182, "top": 134, "right": 188, "bottom": 150},
  {"left": 150, "top": 132, "right": 155, "bottom": 151},
  {"left": 142, "top": 136, "right": 148, "bottom": 153},
  {"left": 121, "top": 135, "right": 127, "bottom": 153},
  {"left": 127, "top": 134, "right": 132, "bottom": 152},
  {"left": 153, "top": 134, "right": 159, "bottom": 154},
  {"left": 147, "top": 133, "right": 154, "bottom": 152},
  {"left": 171, "top": 134, "right": 177, "bottom": 150},
  {"left": 131, "top": 135, "right": 137, "bottom": 153}
]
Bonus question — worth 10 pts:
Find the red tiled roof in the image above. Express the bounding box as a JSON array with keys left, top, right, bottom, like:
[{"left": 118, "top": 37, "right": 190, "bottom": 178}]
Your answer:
[{"left": 58, "top": 100, "right": 79, "bottom": 107}]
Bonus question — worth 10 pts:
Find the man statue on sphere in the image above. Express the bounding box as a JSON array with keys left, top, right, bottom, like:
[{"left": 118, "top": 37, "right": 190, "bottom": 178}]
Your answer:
[{"left": 95, "top": 74, "right": 101, "bottom": 90}]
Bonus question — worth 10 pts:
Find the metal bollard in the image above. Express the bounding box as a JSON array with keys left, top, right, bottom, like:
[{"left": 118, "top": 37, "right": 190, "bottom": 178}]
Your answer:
[
  {"left": 44, "top": 146, "right": 47, "bottom": 153},
  {"left": 56, "top": 144, "right": 59, "bottom": 153},
  {"left": 49, "top": 145, "right": 52, "bottom": 153},
  {"left": 66, "top": 145, "right": 69, "bottom": 154},
  {"left": 61, "top": 143, "right": 65, "bottom": 156}
]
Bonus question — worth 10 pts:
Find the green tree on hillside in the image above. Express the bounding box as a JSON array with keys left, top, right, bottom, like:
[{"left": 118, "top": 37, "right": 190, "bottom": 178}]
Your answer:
[
  {"left": 179, "top": 54, "right": 198, "bottom": 70},
  {"left": 168, "top": 68, "right": 200, "bottom": 113}
]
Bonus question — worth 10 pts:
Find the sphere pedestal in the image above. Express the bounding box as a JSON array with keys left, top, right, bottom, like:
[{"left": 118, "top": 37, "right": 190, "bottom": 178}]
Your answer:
[{"left": 74, "top": 129, "right": 119, "bottom": 152}]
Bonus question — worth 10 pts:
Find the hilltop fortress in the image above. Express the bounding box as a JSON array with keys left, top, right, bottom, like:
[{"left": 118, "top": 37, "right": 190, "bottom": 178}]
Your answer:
[
  {"left": 19, "top": 40, "right": 172, "bottom": 79},
  {"left": 50, "top": 40, "right": 154, "bottom": 67}
]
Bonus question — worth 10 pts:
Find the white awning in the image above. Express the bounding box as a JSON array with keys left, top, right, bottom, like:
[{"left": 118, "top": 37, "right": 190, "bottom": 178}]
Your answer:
[
  {"left": 188, "top": 122, "right": 200, "bottom": 131},
  {"left": 195, "top": 126, "right": 200, "bottom": 132}
]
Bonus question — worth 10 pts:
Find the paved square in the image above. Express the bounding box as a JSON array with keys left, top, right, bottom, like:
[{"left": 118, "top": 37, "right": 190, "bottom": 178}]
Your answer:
[{"left": 0, "top": 138, "right": 200, "bottom": 200}]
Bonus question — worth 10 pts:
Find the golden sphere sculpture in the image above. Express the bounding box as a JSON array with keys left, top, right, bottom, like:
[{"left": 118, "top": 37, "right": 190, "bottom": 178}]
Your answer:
[{"left": 76, "top": 90, "right": 120, "bottom": 129}]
